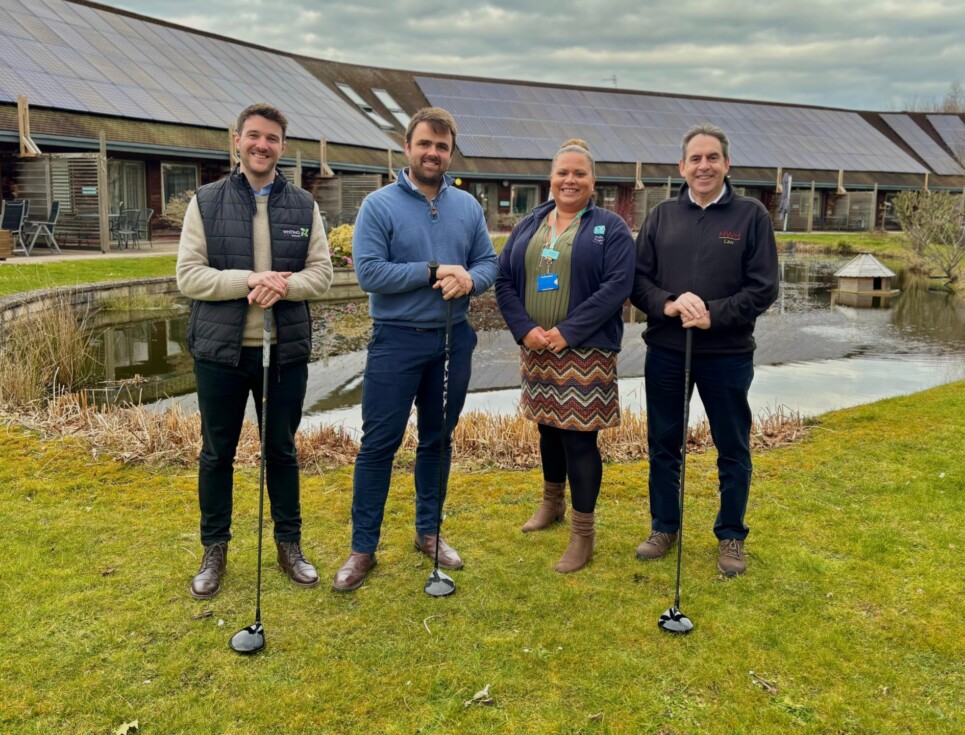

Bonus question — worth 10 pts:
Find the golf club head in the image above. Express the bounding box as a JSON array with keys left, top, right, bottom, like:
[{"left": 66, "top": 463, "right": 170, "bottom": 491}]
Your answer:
[
  {"left": 424, "top": 569, "right": 456, "bottom": 598},
  {"left": 658, "top": 606, "right": 694, "bottom": 634},
  {"left": 229, "top": 622, "right": 265, "bottom": 654}
]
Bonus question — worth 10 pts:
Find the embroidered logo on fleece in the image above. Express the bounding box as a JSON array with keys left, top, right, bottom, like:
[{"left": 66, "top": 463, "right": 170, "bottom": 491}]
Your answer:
[
  {"left": 281, "top": 227, "right": 310, "bottom": 239},
  {"left": 593, "top": 224, "right": 606, "bottom": 244},
  {"left": 718, "top": 230, "right": 741, "bottom": 245}
]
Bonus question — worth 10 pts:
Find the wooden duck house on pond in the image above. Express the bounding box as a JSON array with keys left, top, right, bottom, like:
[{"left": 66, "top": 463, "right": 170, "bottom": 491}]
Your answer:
[{"left": 832, "top": 253, "right": 899, "bottom": 307}]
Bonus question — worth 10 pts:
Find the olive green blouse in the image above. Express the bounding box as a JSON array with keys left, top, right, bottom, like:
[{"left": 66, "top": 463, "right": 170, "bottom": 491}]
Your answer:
[{"left": 523, "top": 213, "right": 582, "bottom": 329}]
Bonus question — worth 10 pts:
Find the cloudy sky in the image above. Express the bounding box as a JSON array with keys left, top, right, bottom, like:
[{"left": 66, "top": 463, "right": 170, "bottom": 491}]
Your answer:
[{"left": 112, "top": 0, "right": 964, "bottom": 111}]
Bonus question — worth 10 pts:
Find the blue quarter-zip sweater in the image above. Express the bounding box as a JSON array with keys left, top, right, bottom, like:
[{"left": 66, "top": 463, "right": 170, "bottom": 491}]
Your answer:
[{"left": 353, "top": 170, "right": 499, "bottom": 328}]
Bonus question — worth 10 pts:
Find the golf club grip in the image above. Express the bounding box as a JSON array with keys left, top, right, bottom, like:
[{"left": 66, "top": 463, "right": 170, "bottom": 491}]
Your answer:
[{"left": 262, "top": 308, "right": 272, "bottom": 367}]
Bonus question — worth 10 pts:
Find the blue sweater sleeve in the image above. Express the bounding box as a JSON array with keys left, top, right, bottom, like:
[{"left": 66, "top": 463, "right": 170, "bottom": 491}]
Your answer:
[
  {"left": 466, "top": 207, "right": 499, "bottom": 295},
  {"left": 353, "top": 194, "right": 427, "bottom": 294}
]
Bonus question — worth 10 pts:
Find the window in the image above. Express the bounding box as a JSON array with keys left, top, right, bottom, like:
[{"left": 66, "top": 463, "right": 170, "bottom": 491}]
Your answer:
[
  {"left": 596, "top": 186, "right": 618, "bottom": 212},
  {"left": 511, "top": 184, "right": 539, "bottom": 215},
  {"left": 372, "top": 88, "right": 411, "bottom": 128},
  {"left": 335, "top": 83, "right": 395, "bottom": 130},
  {"left": 109, "top": 160, "right": 146, "bottom": 212},
  {"left": 161, "top": 163, "right": 199, "bottom": 213}
]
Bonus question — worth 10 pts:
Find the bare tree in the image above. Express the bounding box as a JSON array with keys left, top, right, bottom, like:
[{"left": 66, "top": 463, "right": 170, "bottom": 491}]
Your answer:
[
  {"left": 893, "top": 81, "right": 965, "bottom": 113},
  {"left": 893, "top": 190, "right": 965, "bottom": 284}
]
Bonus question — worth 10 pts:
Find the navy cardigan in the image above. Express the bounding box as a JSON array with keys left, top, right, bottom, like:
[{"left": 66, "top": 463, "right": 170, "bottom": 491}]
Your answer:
[{"left": 495, "top": 198, "right": 634, "bottom": 351}]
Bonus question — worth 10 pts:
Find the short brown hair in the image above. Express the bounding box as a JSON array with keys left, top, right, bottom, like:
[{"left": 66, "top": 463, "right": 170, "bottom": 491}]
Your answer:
[
  {"left": 237, "top": 103, "right": 289, "bottom": 141},
  {"left": 405, "top": 107, "right": 458, "bottom": 146}
]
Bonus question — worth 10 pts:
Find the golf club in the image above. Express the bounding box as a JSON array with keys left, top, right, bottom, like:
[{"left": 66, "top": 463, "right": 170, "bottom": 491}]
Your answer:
[
  {"left": 658, "top": 328, "right": 695, "bottom": 634},
  {"left": 425, "top": 298, "right": 456, "bottom": 598},
  {"left": 229, "top": 307, "right": 272, "bottom": 654}
]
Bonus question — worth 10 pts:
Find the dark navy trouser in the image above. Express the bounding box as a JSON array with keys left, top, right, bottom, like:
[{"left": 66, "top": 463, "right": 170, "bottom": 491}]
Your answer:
[
  {"left": 195, "top": 347, "right": 308, "bottom": 546},
  {"left": 351, "top": 320, "right": 476, "bottom": 554},
  {"left": 644, "top": 343, "right": 754, "bottom": 540}
]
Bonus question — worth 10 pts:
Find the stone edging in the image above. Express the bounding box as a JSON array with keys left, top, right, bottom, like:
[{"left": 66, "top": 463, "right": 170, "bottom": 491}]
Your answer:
[{"left": 0, "top": 269, "right": 364, "bottom": 332}]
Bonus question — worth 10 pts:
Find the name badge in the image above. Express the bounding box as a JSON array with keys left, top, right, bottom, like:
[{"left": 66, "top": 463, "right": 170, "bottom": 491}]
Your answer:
[
  {"left": 541, "top": 248, "right": 559, "bottom": 260},
  {"left": 537, "top": 273, "right": 559, "bottom": 292}
]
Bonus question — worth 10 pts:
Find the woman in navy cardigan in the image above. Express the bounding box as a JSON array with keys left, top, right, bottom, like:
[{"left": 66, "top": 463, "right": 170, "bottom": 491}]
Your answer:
[{"left": 495, "top": 139, "right": 635, "bottom": 573}]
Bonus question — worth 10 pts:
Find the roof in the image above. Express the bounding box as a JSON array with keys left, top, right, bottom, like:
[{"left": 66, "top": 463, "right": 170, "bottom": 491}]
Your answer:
[
  {"left": 834, "top": 254, "right": 897, "bottom": 278},
  {"left": 0, "top": 0, "right": 399, "bottom": 150}
]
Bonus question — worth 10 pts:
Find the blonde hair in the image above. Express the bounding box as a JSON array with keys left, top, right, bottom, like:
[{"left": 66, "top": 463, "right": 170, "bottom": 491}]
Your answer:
[{"left": 551, "top": 138, "right": 595, "bottom": 177}]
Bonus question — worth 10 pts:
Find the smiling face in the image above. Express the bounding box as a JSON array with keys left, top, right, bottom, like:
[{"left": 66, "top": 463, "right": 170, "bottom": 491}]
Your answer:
[
  {"left": 550, "top": 151, "right": 595, "bottom": 214},
  {"left": 235, "top": 114, "right": 285, "bottom": 189},
  {"left": 679, "top": 133, "right": 730, "bottom": 206},
  {"left": 405, "top": 121, "right": 453, "bottom": 195}
]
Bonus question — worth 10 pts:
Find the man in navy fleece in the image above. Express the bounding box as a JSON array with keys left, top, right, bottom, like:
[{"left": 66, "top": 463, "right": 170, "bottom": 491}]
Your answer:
[{"left": 332, "top": 107, "right": 499, "bottom": 591}]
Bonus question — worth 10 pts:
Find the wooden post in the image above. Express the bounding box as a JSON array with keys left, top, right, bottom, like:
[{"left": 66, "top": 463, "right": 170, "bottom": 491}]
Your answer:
[
  {"left": 807, "top": 180, "right": 815, "bottom": 233},
  {"left": 666, "top": 175, "right": 672, "bottom": 199},
  {"left": 776, "top": 167, "right": 784, "bottom": 194},
  {"left": 634, "top": 161, "right": 643, "bottom": 190},
  {"left": 18, "top": 96, "right": 41, "bottom": 157},
  {"left": 318, "top": 137, "right": 335, "bottom": 178},
  {"left": 229, "top": 125, "right": 238, "bottom": 168},
  {"left": 97, "top": 132, "right": 110, "bottom": 253},
  {"left": 923, "top": 172, "right": 929, "bottom": 192},
  {"left": 387, "top": 148, "right": 397, "bottom": 182},
  {"left": 870, "top": 183, "right": 878, "bottom": 232},
  {"left": 294, "top": 149, "right": 302, "bottom": 188},
  {"left": 837, "top": 169, "right": 847, "bottom": 194}
]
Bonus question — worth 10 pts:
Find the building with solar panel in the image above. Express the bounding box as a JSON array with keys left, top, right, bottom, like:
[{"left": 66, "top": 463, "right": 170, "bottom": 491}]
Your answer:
[{"left": 1, "top": 0, "right": 964, "bottom": 251}]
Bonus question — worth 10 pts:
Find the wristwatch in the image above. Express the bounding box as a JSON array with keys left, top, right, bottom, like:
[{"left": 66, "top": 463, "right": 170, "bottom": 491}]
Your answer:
[{"left": 428, "top": 261, "right": 439, "bottom": 285}]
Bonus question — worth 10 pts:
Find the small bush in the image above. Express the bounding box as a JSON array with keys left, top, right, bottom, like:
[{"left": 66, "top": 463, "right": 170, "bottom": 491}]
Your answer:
[
  {"left": 160, "top": 190, "right": 195, "bottom": 229},
  {"left": 328, "top": 224, "right": 354, "bottom": 268}
]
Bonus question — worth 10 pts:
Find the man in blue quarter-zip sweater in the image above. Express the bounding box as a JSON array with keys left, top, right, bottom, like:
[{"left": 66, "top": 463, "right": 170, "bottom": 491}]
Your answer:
[
  {"left": 631, "top": 124, "right": 778, "bottom": 577},
  {"left": 332, "top": 107, "right": 499, "bottom": 591}
]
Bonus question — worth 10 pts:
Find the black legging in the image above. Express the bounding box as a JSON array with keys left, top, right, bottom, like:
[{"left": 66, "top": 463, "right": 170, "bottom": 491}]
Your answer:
[{"left": 538, "top": 424, "right": 602, "bottom": 513}]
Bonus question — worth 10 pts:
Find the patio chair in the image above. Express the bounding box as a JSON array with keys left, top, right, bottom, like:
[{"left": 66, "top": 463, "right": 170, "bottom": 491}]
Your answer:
[
  {"left": 138, "top": 208, "right": 154, "bottom": 246},
  {"left": 1, "top": 200, "right": 28, "bottom": 256},
  {"left": 24, "top": 201, "right": 62, "bottom": 255},
  {"left": 116, "top": 209, "right": 141, "bottom": 250}
]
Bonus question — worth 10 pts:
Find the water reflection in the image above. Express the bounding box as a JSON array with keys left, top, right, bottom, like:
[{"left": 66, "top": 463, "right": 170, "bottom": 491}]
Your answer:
[{"left": 87, "top": 256, "right": 965, "bottom": 430}]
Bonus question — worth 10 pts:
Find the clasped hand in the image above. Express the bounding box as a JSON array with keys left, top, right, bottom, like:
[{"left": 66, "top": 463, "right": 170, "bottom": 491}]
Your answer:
[
  {"left": 247, "top": 270, "right": 292, "bottom": 307},
  {"left": 523, "top": 326, "right": 568, "bottom": 352},
  {"left": 433, "top": 264, "right": 474, "bottom": 300},
  {"left": 665, "top": 291, "right": 711, "bottom": 329}
]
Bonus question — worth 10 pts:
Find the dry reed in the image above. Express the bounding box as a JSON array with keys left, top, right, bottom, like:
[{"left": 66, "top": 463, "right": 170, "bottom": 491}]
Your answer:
[
  {"left": 0, "top": 299, "right": 98, "bottom": 407},
  {"left": 5, "top": 393, "right": 809, "bottom": 473}
]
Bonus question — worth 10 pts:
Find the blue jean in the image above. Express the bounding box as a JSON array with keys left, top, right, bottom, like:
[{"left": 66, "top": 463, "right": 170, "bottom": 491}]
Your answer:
[
  {"left": 351, "top": 320, "right": 477, "bottom": 553},
  {"left": 194, "top": 348, "right": 308, "bottom": 545},
  {"left": 644, "top": 343, "right": 754, "bottom": 540}
]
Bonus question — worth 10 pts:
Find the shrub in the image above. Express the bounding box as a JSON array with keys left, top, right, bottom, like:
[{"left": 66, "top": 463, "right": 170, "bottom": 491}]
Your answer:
[
  {"left": 328, "top": 224, "right": 354, "bottom": 268},
  {"left": 159, "top": 190, "right": 195, "bottom": 229}
]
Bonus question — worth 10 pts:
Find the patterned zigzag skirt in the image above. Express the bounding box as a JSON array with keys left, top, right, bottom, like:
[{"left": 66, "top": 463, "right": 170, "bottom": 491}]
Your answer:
[{"left": 519, "top": 346, "right": 620, "bottom": 431}]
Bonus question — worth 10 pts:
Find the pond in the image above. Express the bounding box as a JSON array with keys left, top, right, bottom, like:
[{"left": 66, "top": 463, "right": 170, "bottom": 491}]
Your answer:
[{"left": 88, "top": 255, "right": 965, "bottom": 435}]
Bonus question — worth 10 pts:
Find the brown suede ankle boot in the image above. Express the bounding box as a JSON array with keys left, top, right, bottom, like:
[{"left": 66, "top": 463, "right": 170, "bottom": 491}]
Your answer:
[
  {"left": 521, "top": 481, "right": 566, "bottom": 532},
  {"left": 555, "top": 510, "right": 595, "bottom": 573}
]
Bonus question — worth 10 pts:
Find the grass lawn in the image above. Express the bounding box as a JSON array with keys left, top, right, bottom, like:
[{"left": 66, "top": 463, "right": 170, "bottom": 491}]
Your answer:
[
  {"left": 0, "top": 257, "right": 176, "bottom": 296},
  {"left": 775, "top": 232, "right": 908, "bottom": 259},
  {"left": 1, "top": 382, "right": 962, "bottom": 734}
]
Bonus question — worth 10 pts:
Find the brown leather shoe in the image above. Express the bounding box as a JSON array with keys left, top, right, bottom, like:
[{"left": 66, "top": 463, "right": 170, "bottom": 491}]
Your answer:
[
  {"left": 276, "top": 540, "right": 320, "bottom": 588},
  {"left": 190, "top": 541, "right": 227, "bottom": 599},
  {"left": 718, "top": 539, "right": 747, "bottom": 576},
  {"left": 636, "top": 530, "right": 678, "bottom": 560},
  {"left": 332, "top": 551, "right": 376, "bottom": 592},
  {"left": 415, "top": 534, "right": 464, "bottom": 570}
]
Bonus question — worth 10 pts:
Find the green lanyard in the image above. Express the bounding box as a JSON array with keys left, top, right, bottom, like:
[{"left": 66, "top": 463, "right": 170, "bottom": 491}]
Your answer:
[{"left": 542, "top": 207, "right": 585, "bottom": 273}]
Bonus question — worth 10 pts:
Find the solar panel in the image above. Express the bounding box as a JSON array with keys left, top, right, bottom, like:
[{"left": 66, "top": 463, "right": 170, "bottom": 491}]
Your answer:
[
  {"left": 926, "top": 115, "right": 965, "bottom": 163},
  {"left": 881, "top": 115, "right": 964, "bottom": 175},
  {"left": 416, "top": 76, "right": 927, "bottom": 172},
  {"left": 0, "top": 0, "right": 400, "bottom": 151}
]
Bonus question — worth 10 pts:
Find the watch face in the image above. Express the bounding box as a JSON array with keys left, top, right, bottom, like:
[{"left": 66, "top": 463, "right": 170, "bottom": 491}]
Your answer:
[{"left": 429, "top": 261, "right": 439, "bottom": 269}]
